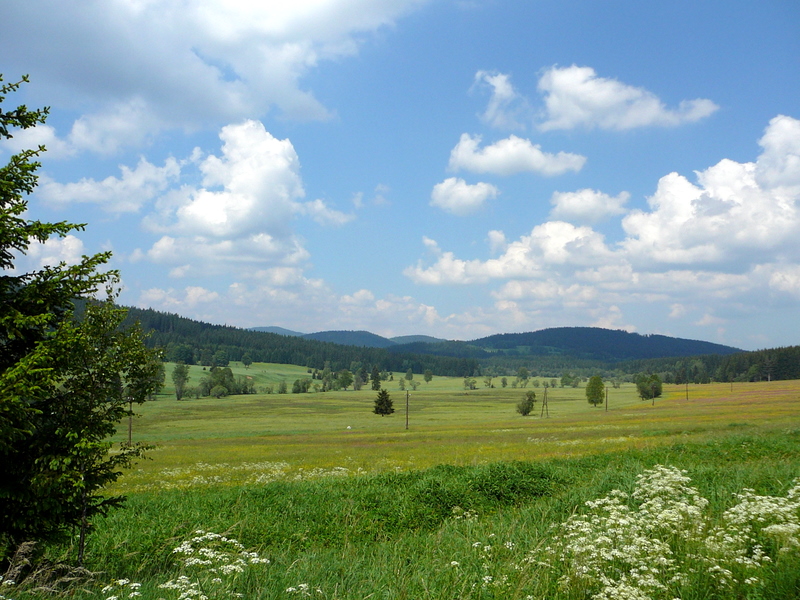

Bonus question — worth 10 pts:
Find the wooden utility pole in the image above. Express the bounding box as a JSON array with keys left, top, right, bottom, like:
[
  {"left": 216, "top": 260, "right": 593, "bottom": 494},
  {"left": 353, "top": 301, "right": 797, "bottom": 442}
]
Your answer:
[
  {"left": 605, "top": 387, "right": 608, "bottom": 412},
  {"left": 540, "top": 387, "right": 549, "bottom": 418},
  {"left": 405, "top": 390, "right": 409, "bottom": 430}
]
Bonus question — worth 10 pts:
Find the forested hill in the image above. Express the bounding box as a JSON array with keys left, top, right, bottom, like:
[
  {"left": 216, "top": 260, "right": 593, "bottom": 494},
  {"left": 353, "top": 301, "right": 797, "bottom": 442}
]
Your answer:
[
  {"left": 470, "top": 327, "right": 742, "bottom": 361},
  {"left": 302, "top": 330, "right": 396, "bottom": 348},
  {"left": 122, "top": 307, "right": 798, "bottom": 382},
  {"left": 121, "top": 306, "right": 478, "bottom": 377}
]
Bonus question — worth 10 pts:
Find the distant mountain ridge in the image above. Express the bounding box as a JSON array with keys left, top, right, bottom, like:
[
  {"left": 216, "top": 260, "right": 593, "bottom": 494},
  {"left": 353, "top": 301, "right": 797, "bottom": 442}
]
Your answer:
[
  {"left": 130, "top": 309, "right": 798, "bottom": 382},
  {"left": 471, "top": 327, "right": 741, "bottom": 361},
  {"left": 249, "top": 327, "right": 448, "bottom": 348},
  {"left": 250, "top": 326, "right": 304, "bottom": 337},
  {"left": 302, "top": 330, "right": 397, "bottom": 348},
  {"left": 249, "top": 325, "right": 740, "bottom": 361}
]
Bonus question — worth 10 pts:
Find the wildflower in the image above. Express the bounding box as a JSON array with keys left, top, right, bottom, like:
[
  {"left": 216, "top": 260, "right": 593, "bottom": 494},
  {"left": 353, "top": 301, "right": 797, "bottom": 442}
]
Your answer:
[{"left": 544, "top": 466, "right": 800, "bottom": 599}]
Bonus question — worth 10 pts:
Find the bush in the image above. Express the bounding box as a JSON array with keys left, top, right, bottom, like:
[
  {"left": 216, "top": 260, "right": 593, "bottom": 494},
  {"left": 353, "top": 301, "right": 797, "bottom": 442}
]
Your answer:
[
  {"left": 516, "top": 390, "right": 536, "bottom": 416},
  {"left": 210, "top": 385, "right": 228, "bottom": 398}
]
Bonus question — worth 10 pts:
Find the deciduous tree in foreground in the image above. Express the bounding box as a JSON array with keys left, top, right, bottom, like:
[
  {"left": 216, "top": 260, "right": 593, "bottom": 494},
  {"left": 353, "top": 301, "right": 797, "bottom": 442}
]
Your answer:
[{"left": 0, "top": 75, "right": 162, "bottom": 565}]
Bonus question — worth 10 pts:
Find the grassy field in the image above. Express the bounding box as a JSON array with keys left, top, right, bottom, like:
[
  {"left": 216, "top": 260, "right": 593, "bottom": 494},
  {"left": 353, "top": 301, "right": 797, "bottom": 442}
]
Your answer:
[
  {"left": 10, "top": 367, "right": 800, "bottom": 599},
  {"left": 115, "top": 364, "right": 800, "bottom": 491}
]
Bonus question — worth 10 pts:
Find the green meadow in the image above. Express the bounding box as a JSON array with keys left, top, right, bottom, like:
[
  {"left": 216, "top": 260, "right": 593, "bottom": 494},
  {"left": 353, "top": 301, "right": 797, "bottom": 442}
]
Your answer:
[
  {"left": 117, "top": 363, "right": 799, "bottom": 485},
  {"left": 13, "top": 364, "right": 800, "bottom": 599}
]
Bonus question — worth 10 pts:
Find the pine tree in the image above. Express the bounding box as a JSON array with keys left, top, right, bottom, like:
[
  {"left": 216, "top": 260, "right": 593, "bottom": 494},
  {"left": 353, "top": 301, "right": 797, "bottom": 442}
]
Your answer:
[
  {"left": 0, "top": 75, "right": 162, "bottom": 562},
  {"left": 371, "top": 365, "right": 381, "bottom": 391},
  {"left": 373, "top": 389, "right": 394, "bottom": 416}
]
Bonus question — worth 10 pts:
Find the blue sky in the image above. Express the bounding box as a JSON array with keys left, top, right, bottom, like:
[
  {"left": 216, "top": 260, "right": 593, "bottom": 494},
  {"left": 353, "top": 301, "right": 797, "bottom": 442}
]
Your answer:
[{"left": 2, "top": 0, "right": 799, "bottom": 349}]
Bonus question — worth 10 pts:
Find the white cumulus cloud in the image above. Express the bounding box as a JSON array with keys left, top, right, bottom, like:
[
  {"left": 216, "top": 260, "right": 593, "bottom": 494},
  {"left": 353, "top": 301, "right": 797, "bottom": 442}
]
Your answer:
[
  {"left": 405, "top": 221, "right": 614, "bottom": 285},
  {"left": 621, "top": 115, "right": 800, "bottom": 266},
  {"left": 406, "top": 114, "right": 800, "bottom": 341},
  {"left": 537, "top": 65, "right": 718, "bottom": 131},
  {"left": 136, "top": 119, "right": 352, "bottom": 276},
  {"left": 448, "top": 133, "right": 586, "bottom": 176},
  {"left": 169, "top": 120, "right": 304, "bottom": 238},
  {"left": 1, "top": 1, "right": 430, "bottom": 153},
  {"left": 299, "top": 199, "right": 356, "bottom": 226},
  {"left": 430, "top": 177, "right": 499, "bottom": 216},
  {"left": 14, "top": 234, "right": 87, "bottom": 272},
  {"left": 549, "top": 188, "right": 630, "bottom": 224},
  {"left": 37, "top": 156, "right": 180, "bottom": 213},
  {"left": 768, "top": 265, "right": 800, "bottom": 298}
]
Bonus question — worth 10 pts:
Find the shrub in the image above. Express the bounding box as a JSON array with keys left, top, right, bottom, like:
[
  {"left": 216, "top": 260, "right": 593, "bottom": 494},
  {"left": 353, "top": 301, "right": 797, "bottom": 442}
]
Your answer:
[{"left": 516, "top": 390, "right": 536, "bottom": 416}]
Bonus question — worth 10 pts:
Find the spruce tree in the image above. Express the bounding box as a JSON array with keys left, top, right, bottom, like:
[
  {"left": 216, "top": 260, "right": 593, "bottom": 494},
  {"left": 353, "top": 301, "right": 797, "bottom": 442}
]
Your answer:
[{"left": 373, "top": 389, "right": 394, "bottom": 416}]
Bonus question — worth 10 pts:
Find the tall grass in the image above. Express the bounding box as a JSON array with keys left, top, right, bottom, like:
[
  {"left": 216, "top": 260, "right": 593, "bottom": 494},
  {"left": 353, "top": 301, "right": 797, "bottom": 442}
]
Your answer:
[{"left": 4, "top": 430, "right": 798, "bottom": 599}]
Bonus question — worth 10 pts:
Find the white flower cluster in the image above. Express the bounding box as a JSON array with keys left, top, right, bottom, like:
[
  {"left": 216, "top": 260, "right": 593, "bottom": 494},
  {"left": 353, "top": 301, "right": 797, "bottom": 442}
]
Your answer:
[
  {"left": 451, "top": 506, "right": 479, "bottom": 521},
  {"left": 702, "top": 479, "right": 800, "bottom": 584},
  {"left": 285, "top": 582, "right": 325, "bottom": 596},
  {"left": 0, "top": 577, "right": 15, "bottom": 600},
  {"left": 100, "top": 579, "right": 142, "bottom": 600},
  {"left": 121, "top": 461, "right": 374, "bottom": 491},
  {"left": 546, "top": 465, "right": 800, "bottom": 600},
  {"left": 158, "top": 531, "right": 269, "bottom": 600},
  {"left": 290, "top": 466, "right": 354, "bottom": 481}
]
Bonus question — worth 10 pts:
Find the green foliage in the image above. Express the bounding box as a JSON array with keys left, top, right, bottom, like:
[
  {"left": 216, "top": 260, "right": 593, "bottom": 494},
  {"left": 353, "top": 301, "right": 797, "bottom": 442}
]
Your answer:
[
  {"left": 212, "top": 349, "right": 228, "bottom": 367},
  {"left": 0, "top": 76, "right": 162, "bottom": 561},
  {"left": 1, "top": 296, "right": 162, "bottom": 562},
  {"left": 373, "top": 389, "right": 394, "bottom": 416},
  {"left": 209, "top": 385, "right": 228, "bottom": 398},
  {"left": 636, "top": 372, "right": 663, "bottom": 400},
  {"left": 171, "top": 363, "right": 190, "bottom": 400},
  {"left": 337, "top": 369, "right": 354, "bottom": 390},
  {"left": 166, "top": 343, "right": 194, "bottom": 364},
  {"left": 516, "top": 390, "right": 536, "bottom": 416},
  {"left": 370, "top": 366, "right": 381, "bottom": 391},
  {"left": 291, "top": 378, "right": 312, "bottom": 394},
  {"left": 585, "top": 375, "right": 604, "bottom": 406},
  {"left": 198, "top": 366, "right": 254, "bottom": 397},
  {"left": 424, "top": 369, "right": 433, "bottom": 383}
]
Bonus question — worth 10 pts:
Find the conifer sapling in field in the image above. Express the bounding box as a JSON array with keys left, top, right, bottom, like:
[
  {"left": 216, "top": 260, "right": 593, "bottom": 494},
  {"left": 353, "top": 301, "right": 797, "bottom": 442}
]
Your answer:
[{"left": 374, "top": 389, "right": 394, "bottom": 416}]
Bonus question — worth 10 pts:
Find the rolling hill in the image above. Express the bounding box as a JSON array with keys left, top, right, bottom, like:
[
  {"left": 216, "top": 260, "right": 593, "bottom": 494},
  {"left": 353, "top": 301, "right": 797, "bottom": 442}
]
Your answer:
[
  {"left": 124, "top": 307, "right": 800, "bottom": 382},
  {"left": 470, "top": 327, "right": 741, "bottom": 361},
  {"left": 247, "top": 323, "right": 741, "bottom": 362}
]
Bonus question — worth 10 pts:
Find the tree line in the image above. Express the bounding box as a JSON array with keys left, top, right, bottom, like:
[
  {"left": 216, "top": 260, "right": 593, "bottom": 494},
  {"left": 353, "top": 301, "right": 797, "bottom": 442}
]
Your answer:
[{"left": 618, "top": 346, "right": 800, "bottom": 384}]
